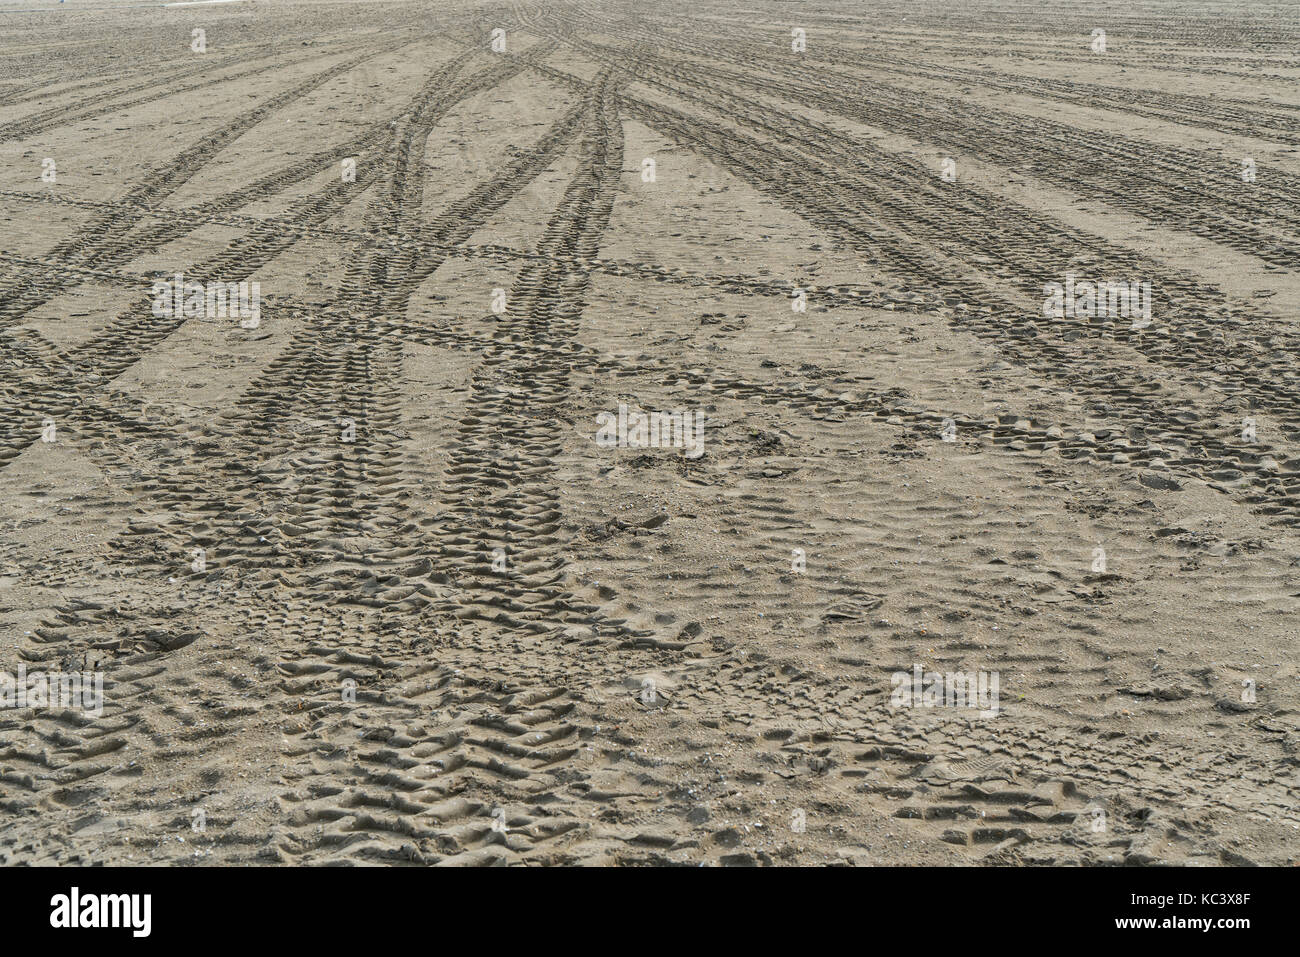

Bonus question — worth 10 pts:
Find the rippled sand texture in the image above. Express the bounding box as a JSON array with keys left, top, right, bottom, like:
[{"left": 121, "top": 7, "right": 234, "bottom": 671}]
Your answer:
[{"left": 0, "top": 0, "right": 1298, "bottom": 865}]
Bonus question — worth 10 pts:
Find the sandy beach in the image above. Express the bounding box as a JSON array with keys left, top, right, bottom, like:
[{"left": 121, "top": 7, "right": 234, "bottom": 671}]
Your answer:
[{"left": 0, "top": 0, "right": 1297, "bottom": 866}]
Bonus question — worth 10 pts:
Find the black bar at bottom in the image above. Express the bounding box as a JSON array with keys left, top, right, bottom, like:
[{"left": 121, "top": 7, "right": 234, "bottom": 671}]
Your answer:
[{"left": 0, "top": 865, "right": 1281, "bottom": 943}]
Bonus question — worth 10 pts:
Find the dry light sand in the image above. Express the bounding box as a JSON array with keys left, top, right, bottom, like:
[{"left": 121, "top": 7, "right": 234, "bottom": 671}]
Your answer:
[{"left": 0, "top": 0, "right": 1298, "bottom": 865}]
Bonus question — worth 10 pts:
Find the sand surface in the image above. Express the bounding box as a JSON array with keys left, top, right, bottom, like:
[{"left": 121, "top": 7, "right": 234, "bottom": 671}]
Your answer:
[{"left": 0, "top": 0, "right": 1298, "bottom": 865}]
